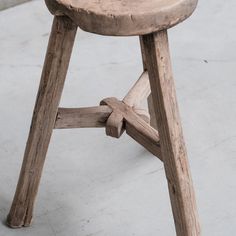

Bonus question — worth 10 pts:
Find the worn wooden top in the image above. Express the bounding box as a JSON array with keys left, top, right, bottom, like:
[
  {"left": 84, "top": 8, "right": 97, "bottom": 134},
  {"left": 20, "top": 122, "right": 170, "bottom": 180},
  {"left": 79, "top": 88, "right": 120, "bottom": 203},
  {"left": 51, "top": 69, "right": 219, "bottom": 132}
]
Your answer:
[{"left": 45, "top": 0, "right": 198, "bottom": 36}]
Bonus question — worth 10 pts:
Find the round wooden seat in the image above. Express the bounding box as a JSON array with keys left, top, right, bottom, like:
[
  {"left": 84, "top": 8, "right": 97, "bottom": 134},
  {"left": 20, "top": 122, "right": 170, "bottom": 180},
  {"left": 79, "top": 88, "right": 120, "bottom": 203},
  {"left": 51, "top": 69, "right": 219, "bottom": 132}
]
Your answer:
[{"left": 45, "top": 0, "right": 198, "bottom": 36}]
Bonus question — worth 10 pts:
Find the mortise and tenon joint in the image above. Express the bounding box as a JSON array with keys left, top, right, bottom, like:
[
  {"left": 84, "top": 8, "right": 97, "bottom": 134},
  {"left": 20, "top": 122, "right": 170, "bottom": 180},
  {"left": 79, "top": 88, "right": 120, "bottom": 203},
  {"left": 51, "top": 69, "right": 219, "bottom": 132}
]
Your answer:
[{"left": 54, "top": 71, "right": 162, "bottom": 160}]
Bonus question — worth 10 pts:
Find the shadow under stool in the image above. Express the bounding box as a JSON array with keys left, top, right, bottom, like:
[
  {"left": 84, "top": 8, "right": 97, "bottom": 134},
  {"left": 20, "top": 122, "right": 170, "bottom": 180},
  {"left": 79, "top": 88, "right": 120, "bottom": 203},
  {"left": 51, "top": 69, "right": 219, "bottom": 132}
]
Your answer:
[{"left": 7, "top": 0, "right": 201, "bottom": 235}]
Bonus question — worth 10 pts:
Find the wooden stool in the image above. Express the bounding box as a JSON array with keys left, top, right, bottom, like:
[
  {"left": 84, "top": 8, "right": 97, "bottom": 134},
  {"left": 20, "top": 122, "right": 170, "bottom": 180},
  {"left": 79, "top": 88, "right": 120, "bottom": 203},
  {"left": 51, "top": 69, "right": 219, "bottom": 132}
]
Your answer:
[{"left": 7, "top": 0, "right": 201, "bottom": 235}]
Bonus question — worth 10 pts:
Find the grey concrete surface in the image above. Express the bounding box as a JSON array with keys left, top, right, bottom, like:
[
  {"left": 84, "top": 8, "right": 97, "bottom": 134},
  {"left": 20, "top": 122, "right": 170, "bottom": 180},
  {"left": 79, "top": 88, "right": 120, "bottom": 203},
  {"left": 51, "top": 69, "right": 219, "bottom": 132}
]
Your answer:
[
  {"left": 0, "top": 0, "right": 31, "bottom": 11},
  {"left": 0, "top": 0, "right": 236, "bottom": 235}
]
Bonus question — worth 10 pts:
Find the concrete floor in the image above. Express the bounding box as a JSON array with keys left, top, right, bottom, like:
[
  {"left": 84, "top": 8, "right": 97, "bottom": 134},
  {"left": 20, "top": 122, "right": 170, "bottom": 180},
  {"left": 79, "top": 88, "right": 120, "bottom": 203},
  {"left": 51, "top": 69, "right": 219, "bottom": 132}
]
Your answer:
[
  {"left": 0, "top": 0, "right": 31, "bottom": 11},
  {"left": 0, "top": 0, "right": 236, "bottom": 235}
]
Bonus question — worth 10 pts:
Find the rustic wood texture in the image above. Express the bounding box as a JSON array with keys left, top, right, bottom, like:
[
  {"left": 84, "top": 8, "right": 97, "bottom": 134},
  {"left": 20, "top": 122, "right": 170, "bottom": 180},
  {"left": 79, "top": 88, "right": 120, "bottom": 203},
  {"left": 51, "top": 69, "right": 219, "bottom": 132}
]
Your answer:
[
  {"left": 139, "top": 36, "right": 158, "bottom": 130},
  {"left": 101, "top": 97, "right": 162, "bottom": 160},
  {"left": 139, "top": 36, "right": 148, "bottom": 71},
  {"left": 133, "top": 107, "right": 150, "bottom": 124},
  {"left": 147, "top": 94, "right": 158, "bottom": 130},
  {"left": 142, "top": 31, "right": 201, "bottom": 236},
  {"left": 123, "top": 71, "right": 150, "bottom": 107},
  {"left": 8, "top": 1, "right": 200, "bottom": 233},
  {"left": 45, "top": 0, "right": 198, "bottom": 36},
  {"left": 55, "top": 106, "right": 112, "bottom": 129},
  {"left": 55, "top": 104, "right": 150, "bottom": 139},
  {"left": 104, "top": 111, "right": 124, "bottom": 138},
  {"left": 7, "top": 16, "right": 77, "bottom": 228},
  {"left": 126, "top": 121, "right": 162, "bottom": 159}
]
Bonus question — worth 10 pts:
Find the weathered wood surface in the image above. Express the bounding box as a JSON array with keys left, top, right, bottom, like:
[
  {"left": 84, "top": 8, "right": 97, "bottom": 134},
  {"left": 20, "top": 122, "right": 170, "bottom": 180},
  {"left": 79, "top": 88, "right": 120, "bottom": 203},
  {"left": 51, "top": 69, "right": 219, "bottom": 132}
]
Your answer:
[
  {"left": 45, "top": 0, "right": 198, "bottom": 36},
  {"left": 147, "top": 94, "right": 158, "bottom": 130},
  {"left": 126, "top": 121, "right": 162, "bottom": 159},
  {"left": 142, "top": 31, "right": 201, "bottom": 236},
  {"left": 133, "top": 107, "right": 150, "bottom": 124},
  {"left": 123, "top": 71, "right": 150, "bottom": 107},
  {"left": 101, "top": 97, "right": 162, "bottom": 160},
  {"left": 8, "top": 1, "right": 200, "bottom": 233},
  {"left": 7, "top": 16, "right": 77, "bottom": 228},
  {"left": 55, "top": 106, "right": 112, "bottom": 129},
  {"left": 104, "top": 111, "right": 124, "bottom": 138},
  {"left": 139, "top": 36, "right": 158, "bottom": 130}
]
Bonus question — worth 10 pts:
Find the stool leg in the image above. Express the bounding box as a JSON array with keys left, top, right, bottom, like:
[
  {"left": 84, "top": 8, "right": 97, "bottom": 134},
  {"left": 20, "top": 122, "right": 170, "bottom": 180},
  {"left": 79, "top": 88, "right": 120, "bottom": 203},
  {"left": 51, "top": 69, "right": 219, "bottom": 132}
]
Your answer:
[
  {"left": 139, "top": 36, "right": 157, "bottom": 130},
  {"left": 147, "top": 94, "right": 158, "bottom": 130},
  {"left": 141, "top": 31, "right": 201, "bottom": 236},
  {"left": 7, "top": 16, "right": 77, "bottom": 228}
]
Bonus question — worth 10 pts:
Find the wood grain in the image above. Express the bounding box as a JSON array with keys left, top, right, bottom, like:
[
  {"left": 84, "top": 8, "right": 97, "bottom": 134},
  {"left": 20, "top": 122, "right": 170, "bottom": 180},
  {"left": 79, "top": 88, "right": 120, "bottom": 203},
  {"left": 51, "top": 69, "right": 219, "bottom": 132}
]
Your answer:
[
  {"left": 147, "top": 94, "right": 158, "bottom": 130},
  {"left": 133, "top": 107, "right": 150, "bottom": 124},
  {"left": 8, "top": 1, "right": 200, "bottom": 233},
  {"left": 7, "top": 16, "right": 77, "bottom": 228},
  {"left": 101, "top": 97, "right": 162, "bottom": 160},
  {"left": 142, "top": 31, "right": 201, "bottom": 236},
  {"left": 45, "top": 0, "right": 198, "bottom": 36},
  {"left": 139, "top": 36, "right": 158, "bottom": 130},
  {"left": 55, "top": 106, "right": 112, "bottom": 129},
  {"left": 123, "top": 71, "right": 150, "bottom": 108},
  {"left": 104, "top": 111, "right": 124, "bottom": 138}
]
